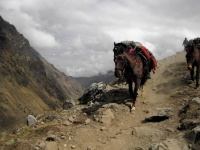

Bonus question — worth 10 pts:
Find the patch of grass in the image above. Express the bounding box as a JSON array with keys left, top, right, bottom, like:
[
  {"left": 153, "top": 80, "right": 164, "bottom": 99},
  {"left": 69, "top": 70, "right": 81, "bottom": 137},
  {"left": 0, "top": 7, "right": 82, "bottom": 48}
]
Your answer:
[
  {"left": 34, "top": 126, "right": 46, "bottom": 135},
  {"left": 33, "top": 125, "right": 60, "bottom": 137}
]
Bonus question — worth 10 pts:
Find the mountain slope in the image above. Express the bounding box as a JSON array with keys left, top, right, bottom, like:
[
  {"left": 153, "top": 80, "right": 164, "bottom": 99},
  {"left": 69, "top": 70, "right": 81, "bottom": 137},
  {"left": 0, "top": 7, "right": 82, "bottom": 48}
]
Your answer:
[
  {"left": 0, "top": 16, "right": 83, "bottom": 130},
  {"left": 74, "top": 70, "right": 115, "bottom": 88},
  {"left": 1, "top": 50, "right": 200, "bottom": 150}
]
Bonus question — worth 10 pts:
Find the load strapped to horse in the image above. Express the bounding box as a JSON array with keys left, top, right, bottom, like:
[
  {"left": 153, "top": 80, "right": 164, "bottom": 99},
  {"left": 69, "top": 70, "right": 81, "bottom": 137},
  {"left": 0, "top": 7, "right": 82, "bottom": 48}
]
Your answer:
[
  {"left": 183, "top": 37, "right": 200, "bottom": 88},
  {"left": 120, "top": 41, "right": 157, "bottom": 74},
  {"left": 113, "top": 40, "right": 157, "bottom": 111}
]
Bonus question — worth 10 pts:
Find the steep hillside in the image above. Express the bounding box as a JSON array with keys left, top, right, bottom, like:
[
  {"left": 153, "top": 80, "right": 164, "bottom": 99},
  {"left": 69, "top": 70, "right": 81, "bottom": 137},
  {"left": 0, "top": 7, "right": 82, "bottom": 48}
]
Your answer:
[
  {"left": 74, "top": 70, "right": 115, "bottom": 88},
  {"left": 0, "top": 16, "right": 83, "bottom": 131}
]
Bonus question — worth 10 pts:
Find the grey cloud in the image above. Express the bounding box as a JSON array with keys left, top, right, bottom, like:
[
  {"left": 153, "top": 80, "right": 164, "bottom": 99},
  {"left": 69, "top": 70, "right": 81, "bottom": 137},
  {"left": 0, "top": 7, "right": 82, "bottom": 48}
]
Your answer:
[{"left": 1, "top": 0, "right": 200, "bottom": 77}]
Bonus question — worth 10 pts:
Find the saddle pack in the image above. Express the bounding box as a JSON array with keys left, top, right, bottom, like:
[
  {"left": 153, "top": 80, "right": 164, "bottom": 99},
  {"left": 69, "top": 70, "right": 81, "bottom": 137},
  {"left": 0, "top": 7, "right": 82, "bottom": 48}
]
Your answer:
[{"left": 123, "top": 41, "right": 157, "bottom": 73}]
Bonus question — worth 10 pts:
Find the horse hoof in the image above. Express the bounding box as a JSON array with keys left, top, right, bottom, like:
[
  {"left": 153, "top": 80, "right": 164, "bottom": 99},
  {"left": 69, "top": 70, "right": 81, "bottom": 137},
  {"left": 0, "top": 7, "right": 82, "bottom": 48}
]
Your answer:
[{"left": 131, "top": 107, "right": 136, "bottom": 112}]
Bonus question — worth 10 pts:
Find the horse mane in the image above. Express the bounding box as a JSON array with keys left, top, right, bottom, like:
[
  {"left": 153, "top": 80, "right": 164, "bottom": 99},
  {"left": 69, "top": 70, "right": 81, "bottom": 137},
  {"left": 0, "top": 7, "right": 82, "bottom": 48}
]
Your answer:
[
  {"left": 119, "top": 42, "right": 129, "bottom": 49},
  {"left": 115, "top": 42, "right": 127, "bottom": 47},
  {"left": 140, "top": 71, "right": 148, "bottom": 87}
]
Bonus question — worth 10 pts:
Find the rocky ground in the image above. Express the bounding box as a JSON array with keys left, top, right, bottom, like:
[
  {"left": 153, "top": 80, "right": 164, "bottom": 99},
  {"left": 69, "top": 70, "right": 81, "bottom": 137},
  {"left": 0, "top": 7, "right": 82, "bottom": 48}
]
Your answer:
[{"left": 0, "top": 51, "right": 200, "bottom": 150}]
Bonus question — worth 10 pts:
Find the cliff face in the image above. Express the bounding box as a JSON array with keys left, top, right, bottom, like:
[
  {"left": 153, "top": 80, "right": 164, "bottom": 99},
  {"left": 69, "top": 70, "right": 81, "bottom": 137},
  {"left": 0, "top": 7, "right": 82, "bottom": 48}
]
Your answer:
[{"left": 0, "top": 16, "right": 83, "bottom": 130}]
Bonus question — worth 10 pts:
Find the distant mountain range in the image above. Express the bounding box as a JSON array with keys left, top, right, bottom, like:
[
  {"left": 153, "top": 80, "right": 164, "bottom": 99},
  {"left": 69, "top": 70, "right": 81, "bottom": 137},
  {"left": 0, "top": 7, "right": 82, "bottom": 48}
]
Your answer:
[
  {"left": 73, "top": 70, "right": 115, "bottom": 88},
  {"left": 0, "top": 16, "right": 84, "bottom": 130}
]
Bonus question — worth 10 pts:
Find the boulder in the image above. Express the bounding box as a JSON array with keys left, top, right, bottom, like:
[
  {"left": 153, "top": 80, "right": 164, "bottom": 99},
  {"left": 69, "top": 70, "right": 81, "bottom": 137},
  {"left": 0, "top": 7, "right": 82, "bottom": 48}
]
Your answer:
[
  {"left": 85, "top": 118, "right": 91, "bottom": 125},
  {"left": 79, "top": 82, "right": 106, "bottom": 104},
  {"left": 63, "top": 99, "right": 75, "bottom": 109},
  {"left": 63, "top": 120, "right": 71, "bottom": 126},
  {"left": 184, "top": 125, "right": 200, "bottom": 149},
  {"left": 192, "top": 97, "right": 200, "bottom": 104},
  {"left": 27, "top": 115, "right": 37, "bottom": 126},
  {"left": 156, "top": 108, "right": 173, "bottom": 117},
  {"left": 142, "top": 108, "right": 173, "bottom": 123},
  {"left": 149, "top": 138, "right": 188, "bottom": 150},
  {"left": 178, "top": 97, "right": 200, "bottom": 130}
]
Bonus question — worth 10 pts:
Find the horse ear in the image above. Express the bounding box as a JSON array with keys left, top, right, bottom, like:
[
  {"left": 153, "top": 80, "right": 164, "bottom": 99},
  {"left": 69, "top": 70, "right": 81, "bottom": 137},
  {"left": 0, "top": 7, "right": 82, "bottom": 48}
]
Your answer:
[
  {"left": 114, "top": 42, "right": 116, "bottom": 46},
  {"left": 183, "top": 37, "right": 188, "bottom": 46}
]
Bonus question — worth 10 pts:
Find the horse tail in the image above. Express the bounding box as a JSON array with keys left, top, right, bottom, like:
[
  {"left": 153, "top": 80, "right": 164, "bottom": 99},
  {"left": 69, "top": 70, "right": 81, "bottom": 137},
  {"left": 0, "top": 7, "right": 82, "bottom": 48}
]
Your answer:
[
  {"left": 140, "top": 69, "right": 149, "bottom": 87},
  {"left": 140, "top": 75, "right": 148, "bottom": 87}
]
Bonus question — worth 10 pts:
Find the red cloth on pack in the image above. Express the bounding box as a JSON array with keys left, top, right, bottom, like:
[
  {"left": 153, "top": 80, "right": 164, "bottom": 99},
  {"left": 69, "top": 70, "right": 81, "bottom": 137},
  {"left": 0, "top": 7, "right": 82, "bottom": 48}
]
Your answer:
[
  {"left": 129, "top": 49, "right": 134, "bottom": 53},
  {"left": 128, "top": 45, "right": 157, "bottom": 73},
  {"left": 151, "top": 56, "right": 157, "bottom": 73},
  {"left": 139, "top": 46, "right": 150, "bottom": 59},
  {"left": 139, "top": 46, "right": 157, "bottom": 73}
]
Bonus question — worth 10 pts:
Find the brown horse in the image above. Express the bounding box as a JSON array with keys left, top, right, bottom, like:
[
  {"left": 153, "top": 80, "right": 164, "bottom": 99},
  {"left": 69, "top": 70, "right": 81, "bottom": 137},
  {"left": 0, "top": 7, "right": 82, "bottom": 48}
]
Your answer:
[
  {"left": 113, "top": 42, "right": 149, "bottom": 111},
  {"left": 183, "top": 38, "right": 200, "bottom": 88}
]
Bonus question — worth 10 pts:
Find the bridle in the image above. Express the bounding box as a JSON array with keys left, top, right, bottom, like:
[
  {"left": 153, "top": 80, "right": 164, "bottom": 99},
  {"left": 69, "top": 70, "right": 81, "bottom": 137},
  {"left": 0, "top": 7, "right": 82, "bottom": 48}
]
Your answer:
[
  {"left": 114, "top": 53, "right": 128, "bottom": 78},
  {"left": 185, "top": 44, "right": 195, "bottom": 70},
  {"left": 113, "top": 43, "right": 131, "bottom": 78},
  {"left": 114, "top": 54, "right": 126, "bottom": 69}
]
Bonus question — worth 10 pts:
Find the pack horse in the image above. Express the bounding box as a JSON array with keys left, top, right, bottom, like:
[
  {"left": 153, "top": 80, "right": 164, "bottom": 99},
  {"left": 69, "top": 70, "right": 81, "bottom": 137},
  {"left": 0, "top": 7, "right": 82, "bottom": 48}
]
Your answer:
[
  {"left": 183, "top": 37, "right": 200, "bottom": 88},
  {"left": 113, "top": 41, "right": 157, "bottom": 112}
]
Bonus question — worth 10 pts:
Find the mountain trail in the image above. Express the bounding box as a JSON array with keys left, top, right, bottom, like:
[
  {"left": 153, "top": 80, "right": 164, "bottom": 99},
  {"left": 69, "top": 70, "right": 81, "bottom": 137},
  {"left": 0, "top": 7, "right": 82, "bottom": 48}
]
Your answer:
[{"left": 1, "top": 51, "right": 200, "bottom": 150}]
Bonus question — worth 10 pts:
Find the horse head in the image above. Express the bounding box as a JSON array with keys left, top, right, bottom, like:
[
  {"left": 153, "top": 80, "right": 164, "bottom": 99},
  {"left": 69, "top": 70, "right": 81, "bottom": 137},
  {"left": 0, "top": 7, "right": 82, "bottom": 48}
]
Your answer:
[
  {"left": 183, "top": 38, "right": 195, "bottom": 70},
  {"left": 114, "top": 54, "right": 128, "bottom": 79},
  {"left": 183, "top": 38, "right": 194, "bottom": 53},
  {"left": 186, "top": 51, "right": 195, "bottom": 70},
  {"left": 113, "top": 42, "right": 129, "bottom": 79},
  {"left": 113, "top": 42, "right": 126, "bottom": 55}
]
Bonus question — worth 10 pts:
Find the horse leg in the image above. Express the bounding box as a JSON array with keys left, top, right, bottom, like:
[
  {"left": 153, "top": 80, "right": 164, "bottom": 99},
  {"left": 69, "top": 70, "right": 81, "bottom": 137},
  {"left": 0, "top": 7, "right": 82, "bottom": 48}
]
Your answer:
[
  {"left": 128, "top": 81, "right": 134, "bottom": 110},
  {"left": 190, "top": 66, "right": 194, "bottom": 81},
  {"left": 128, "top": 79, "right": 140, "bottom": 112},
  {"left": 195, "top": 66, "right": 199, "bottom": 88}
]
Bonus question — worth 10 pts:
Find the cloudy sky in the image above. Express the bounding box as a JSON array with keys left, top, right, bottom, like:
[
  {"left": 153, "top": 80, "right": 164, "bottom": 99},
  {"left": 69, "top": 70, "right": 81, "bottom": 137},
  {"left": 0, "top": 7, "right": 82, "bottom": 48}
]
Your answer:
[{"left": 0, "top": 0, "right": 200, "bottom": 77}]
